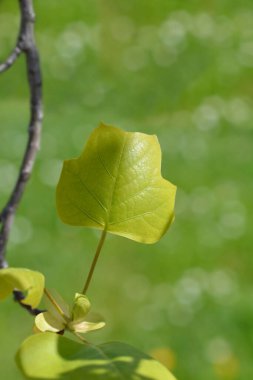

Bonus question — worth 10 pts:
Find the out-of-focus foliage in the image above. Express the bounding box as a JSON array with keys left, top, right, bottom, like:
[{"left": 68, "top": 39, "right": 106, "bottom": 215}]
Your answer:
[{"left": 0, "top": 1, "right": 252, "bottom": 380}]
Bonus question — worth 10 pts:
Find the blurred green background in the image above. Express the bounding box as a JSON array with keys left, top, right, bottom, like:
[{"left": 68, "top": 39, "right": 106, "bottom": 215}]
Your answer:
[{"left": 1, "top": 1, "right": 253, "bottom": 379}]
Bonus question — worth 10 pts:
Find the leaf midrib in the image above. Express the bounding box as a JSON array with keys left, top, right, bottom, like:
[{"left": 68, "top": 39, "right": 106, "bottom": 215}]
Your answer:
[
  {"left": 105, "top": 133, "right": 128, "bottom": 227},
  {"left": 65, "top": 167, "right": 107, "bottom": 213},
  {"left": 87, "top": 343, "right": 127, "bottom": 380}
]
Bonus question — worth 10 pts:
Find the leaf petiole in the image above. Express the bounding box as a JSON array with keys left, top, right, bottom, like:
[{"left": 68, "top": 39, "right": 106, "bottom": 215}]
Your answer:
[
  {"left": 82, "top": 228, "right": 107, "bottom": 295},
  {"left": 44, "top": 288, "right": 67, "bottom": 319}
]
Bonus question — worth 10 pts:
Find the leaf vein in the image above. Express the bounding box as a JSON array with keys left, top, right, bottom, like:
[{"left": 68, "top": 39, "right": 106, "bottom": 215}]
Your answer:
[
  {"left": 90, "top": 343, "right": 127, "bottom": 380},
  {"left": 111, "top": 183, "right": 167, "bottom": 208},
  {"left": 66, "top": 195, "right": 104, "bottom": 227},
  {"left": 65, "top": 168, "right": 107, "bottom": 213},
  {"left": 97, "top": 148, "right": 115, "bottom": 179},
  {"left": 107, "top": 133, "right": 128, "bottom": 224},
  {"left": 109, "top": 211, "right": 153, "bottom": 225}
]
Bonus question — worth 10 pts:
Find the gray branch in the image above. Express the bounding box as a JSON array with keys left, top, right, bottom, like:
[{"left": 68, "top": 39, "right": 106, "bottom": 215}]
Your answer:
[
  {"left": 0, "top": 46, "right": 23, "bottom": 73},
  {"left": 0, "top": 0, "right": 43, "bottom": 269},
  {"left": 13, "top": 290, "right": 44, "bottom": 316}
]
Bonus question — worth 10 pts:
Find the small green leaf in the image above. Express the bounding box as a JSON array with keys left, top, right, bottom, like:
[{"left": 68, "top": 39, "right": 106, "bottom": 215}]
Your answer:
[
  {"left": 0, "top": 268, "right": 44, "bottom": 308},
  {"left": 56, "top": 123, "right": 176, "bottom": 244},
  {"left": 69, "top": 318, "right": 106, "bottom": 334},
  {"left": 35, "top": 312, "right": 65, "bottom": 333},
  {"left": 70, "top": 293, "right": 105, "bottom": 333},
  {"left": 17, "top": 333, "right": 177, "bottom": 380},
  {"left": 72, "top": 293, "right": 91, "bottom": 322}
]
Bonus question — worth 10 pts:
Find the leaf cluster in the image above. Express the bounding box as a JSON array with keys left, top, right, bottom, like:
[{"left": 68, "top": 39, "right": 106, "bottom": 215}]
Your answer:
[{"left": 0, "top": 124, "right": 177, "bottom": 380}]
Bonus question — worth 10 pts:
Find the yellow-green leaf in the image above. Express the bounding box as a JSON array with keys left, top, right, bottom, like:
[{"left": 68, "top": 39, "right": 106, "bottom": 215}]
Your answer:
[
  {"left": 69, "top": 319, "right": 105, "bottom": 333},
  {"left": 56, "top": 123, "right": 176, "bottom": 243},
  {"left": 0, "top": 268, "right": 44, "bottom": 308},
  {"left": 35, "top": 312, "right": 65, "bottom": 333},
  {"left": 72, "top": 293, "right": 91, "bottom": 323},
  {"left": 17, "top": 333, "right": 177, "bottom": 380}
]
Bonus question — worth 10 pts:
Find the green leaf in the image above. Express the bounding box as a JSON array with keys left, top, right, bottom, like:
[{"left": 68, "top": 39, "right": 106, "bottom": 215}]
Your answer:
[
  {"left": 0, "top": 268, "right": 44, "bottom": 308},
  {"left": 35, "top": 312, "right": 66, "bottom": 333},
  {"left": 69, "top": 293, "right": 105, "bottom": 333},
  {"left": 17, "top": 333, "right": 177, "bottom": 380},
  {"left": 68, "top": 318, "right": 106, "bottom": 334},
  {"left": 72, "top": 293, "right": 91, "bottom": 322},
  {"left": 56, "top": 123, "right": 176, "bottom": 244}
]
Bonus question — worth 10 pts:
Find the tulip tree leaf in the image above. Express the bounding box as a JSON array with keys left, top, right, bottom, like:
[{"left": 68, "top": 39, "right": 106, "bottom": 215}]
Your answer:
[
  {"left": 17, "top": 332, "right": 177, "bottom": 380},
  {"left": 56, "top": 123, "right": 176, "bottom": 243},
  {"left": 0, "top": 268, "right": 44, "bottom": 308}
]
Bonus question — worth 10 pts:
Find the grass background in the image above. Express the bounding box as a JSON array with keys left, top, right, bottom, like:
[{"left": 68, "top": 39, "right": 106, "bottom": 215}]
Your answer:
[{"left": 0, "top": 1, "right": 253, "bottom": 379}]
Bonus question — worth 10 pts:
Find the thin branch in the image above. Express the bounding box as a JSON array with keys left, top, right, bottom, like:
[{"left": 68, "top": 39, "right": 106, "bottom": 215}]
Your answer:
[
  {"left": 0, "top": 0, "right": 31, "bottom": 74},
  {"left": 13, "top": 290, "right": 44, "bottom": 316},
  {"left": 0, "top": 46, "right": 23, "bottom": 74},
  {"left": 0, "top": 0, "right": 43, "bottom": 269}
]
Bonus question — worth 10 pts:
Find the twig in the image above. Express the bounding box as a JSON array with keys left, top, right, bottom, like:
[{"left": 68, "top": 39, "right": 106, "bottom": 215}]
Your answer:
[
  {"left": 0, "top": 0, "right": 43, "bottom": 269},
  {"left": 13, "top": 290, "right": 44, "bottom": 316},
  {"left": 0, "top": 46, "right": 23, "bottom": 74}
]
